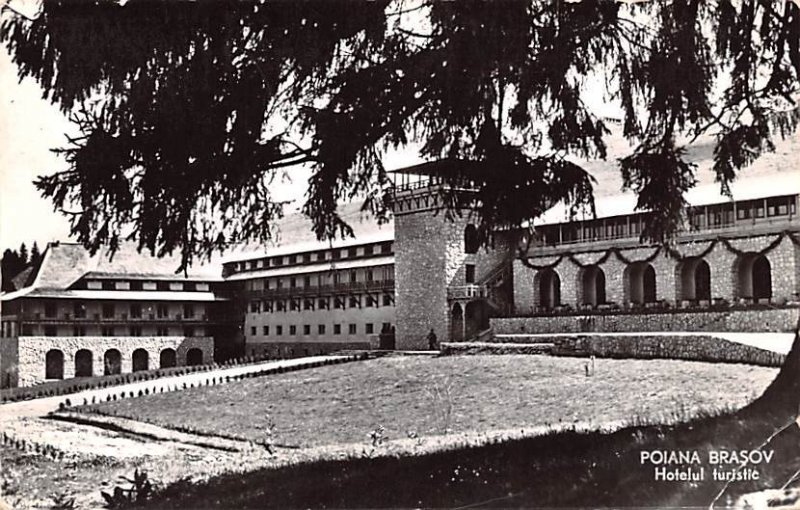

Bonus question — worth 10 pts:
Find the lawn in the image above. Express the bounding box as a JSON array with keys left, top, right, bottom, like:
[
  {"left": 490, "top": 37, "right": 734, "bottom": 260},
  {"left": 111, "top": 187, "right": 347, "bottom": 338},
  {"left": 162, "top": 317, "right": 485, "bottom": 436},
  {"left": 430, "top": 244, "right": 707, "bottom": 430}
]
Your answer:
[{"left": 83, "top": 355, "right": 777, "bottom": 448}]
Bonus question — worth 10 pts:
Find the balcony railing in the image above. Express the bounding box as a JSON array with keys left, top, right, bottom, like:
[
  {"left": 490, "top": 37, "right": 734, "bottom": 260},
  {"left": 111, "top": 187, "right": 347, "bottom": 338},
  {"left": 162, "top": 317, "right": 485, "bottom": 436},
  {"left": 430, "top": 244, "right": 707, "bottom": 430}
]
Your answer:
[
  {"left": 20, "top": 313, "right": 211, "bottom": 324},
  {"left": 243, "top": 279, "right": 395, "bottom": 298},
  {"left": 447, "top": 285, "right": 484, "bottom": 300}
]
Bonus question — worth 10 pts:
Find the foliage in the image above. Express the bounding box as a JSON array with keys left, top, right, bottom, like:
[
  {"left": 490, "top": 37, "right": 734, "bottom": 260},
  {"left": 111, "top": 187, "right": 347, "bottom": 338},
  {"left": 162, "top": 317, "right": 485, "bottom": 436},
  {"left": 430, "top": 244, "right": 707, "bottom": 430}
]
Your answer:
[
  {"left": 1, "top": 241, "right": 40, "bottom": 291},
  {"left": 1, "top": 0, "right": 799, "bottom": 268},
  {"left": 100, "top": 469, "right": 153, "bottom": 509}
]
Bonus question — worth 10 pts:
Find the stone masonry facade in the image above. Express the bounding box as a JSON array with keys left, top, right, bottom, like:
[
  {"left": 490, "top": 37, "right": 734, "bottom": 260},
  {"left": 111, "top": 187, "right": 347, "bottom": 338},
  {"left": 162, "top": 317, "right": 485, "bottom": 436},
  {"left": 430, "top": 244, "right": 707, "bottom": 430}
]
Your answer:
[
  {"left": 9, "top": 336, "right": 213, "bottom": 387},
  {"left": 513, "top": 232, "right": 800, "bottom": 314}
]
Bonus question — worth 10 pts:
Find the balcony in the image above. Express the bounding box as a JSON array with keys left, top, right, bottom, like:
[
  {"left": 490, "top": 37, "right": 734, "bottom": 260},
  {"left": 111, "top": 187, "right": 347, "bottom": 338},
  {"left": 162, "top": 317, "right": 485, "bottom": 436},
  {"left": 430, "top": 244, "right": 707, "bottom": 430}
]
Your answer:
[
  {"left": 19, "top": 313, "right": 212, "bottom": 324},
  {"left": 243, "top": 279, "right": 395, "bottom": 298},
  {"left": 447, "top": 285, "right": 484, "bottom": 300}
]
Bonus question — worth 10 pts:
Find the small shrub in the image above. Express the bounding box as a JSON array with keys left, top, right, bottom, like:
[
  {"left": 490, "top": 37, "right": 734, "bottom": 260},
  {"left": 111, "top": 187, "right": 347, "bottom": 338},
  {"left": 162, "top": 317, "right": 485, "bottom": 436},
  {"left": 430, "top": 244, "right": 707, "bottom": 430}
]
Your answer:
[{"left": 101, "top": 469, "right": 153, "bottom": 509}]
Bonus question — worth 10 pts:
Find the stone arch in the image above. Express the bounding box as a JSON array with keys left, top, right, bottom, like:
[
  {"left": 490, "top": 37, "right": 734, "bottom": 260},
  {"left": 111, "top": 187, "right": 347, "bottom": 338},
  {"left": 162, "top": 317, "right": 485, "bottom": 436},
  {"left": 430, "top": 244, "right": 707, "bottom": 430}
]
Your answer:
[
  {"left": 625, "top": 262, "right": 657, "bottom": 305},
  {"left": 536, "top": 268, "right": 561, "bottom": 311},
  {"left": 159, "top": 348, "right": 177, "bottom": 368},
  {"left": 464, "top": 224, "right": 479, "bottom": 254},
  {"left": 104, "top": 349, "right": 122, "bottom": 375},
  {"left": 45, "top": 349, "right": 64, "bottom": 379},
  {"left": 450, "top": 303, "right": 464, "bottom": 342},
  {"left": 74, "top": 349, "right": 93, "bottom": 377},
  {"left": 186, "top": 348, "right": 203, "bottom": 366},
  {"left": 580, "top": 265, "right": 606, "bottom": 307},
  {"left": 678, "top": 258, "right": 712, "bottom": 302},
  {"left": 132, "top": 348, "right": 149, "bottom": 372},
  {"left": 735, "top": 253, "right": 772, "bottom": 301}
]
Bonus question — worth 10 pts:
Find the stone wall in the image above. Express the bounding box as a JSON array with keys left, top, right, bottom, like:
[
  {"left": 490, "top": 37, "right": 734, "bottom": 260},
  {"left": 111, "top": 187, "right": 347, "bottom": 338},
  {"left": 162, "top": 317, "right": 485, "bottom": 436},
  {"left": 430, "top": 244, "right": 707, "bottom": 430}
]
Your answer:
[
  {"left": 514, "top": 232, "right": 800, "bottom": 312},
  {"left": 550, "top": 334, "right": 785, "bottom": 367},
  {"left": 15, "top": 336, "right": 213, "bottom": 387},
  {"left": 491, "top": 306, "right": 800, "bottom": 334},
  {"left": 394, "top": 211, "right": 451, "bottom": 349}
]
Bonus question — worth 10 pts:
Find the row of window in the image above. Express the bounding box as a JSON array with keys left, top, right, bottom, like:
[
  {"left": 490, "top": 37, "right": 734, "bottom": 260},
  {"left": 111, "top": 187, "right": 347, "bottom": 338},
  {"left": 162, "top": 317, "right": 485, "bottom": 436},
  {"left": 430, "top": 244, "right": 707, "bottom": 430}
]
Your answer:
[
  {"left": 245, "top": 266, "right": 394, "bottom": 291},
  {"left": 39, "top": 302, "right": 201, "bottom": 320},
  {"left": 536, "top": 195, "right": 797, "bottom": 246},
  {"left": 77, "top": 280, "right": 210, "bottom": 292},
  {"left": 249, "top": 322, "right": 392, "bottom": 337},
  {"left": 226, "top": 241, "right": 394, "bottom": 274},
  {"left": 249, "top": 293, "right": 395, "bottom": 313}
]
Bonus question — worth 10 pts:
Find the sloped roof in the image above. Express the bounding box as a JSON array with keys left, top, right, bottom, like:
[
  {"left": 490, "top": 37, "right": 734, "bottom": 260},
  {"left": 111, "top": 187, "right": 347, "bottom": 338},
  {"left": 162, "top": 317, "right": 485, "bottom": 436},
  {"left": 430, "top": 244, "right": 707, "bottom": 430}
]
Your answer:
[
  {"left": 7, "top": 241, "right": 222, "bottom": 296},
  {"left": 534, "top": 130, "right": 800, "bottom": 225},
  {"left": 223, "top": 201, "right": 394, "bottom": 263},
  {"left": 10, "top": 265, "right": 36, "bottom": 291}
]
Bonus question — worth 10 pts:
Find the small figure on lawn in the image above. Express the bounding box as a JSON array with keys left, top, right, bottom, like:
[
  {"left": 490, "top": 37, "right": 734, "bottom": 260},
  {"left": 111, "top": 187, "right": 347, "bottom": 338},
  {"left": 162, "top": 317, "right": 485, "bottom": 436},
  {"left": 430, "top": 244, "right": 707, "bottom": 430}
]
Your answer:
[{"left": 427, "top": 328, "right": 438, "bottom": 350}]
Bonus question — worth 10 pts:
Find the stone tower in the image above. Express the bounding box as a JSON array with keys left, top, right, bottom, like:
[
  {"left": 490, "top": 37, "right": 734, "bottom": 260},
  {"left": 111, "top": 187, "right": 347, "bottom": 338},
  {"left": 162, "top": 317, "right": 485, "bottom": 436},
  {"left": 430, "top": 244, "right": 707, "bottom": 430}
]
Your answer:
[{"left": 390, "top": 162, "right": 512, "bottom": 349}]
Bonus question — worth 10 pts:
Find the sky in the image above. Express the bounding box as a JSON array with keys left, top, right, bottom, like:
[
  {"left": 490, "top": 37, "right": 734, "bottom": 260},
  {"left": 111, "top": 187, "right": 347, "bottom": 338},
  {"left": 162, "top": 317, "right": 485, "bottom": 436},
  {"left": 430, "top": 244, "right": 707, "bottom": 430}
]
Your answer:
[{"left": 0, "top": 42, "right": 422, "bottom": 254}]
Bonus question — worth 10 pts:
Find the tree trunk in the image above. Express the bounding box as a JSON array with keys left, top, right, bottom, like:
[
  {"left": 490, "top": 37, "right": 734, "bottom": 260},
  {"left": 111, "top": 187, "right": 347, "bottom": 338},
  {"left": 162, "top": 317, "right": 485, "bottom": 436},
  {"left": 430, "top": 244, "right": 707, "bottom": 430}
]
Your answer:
[{"left": 740, "top": 312, "right": 800, "bottom": 423}]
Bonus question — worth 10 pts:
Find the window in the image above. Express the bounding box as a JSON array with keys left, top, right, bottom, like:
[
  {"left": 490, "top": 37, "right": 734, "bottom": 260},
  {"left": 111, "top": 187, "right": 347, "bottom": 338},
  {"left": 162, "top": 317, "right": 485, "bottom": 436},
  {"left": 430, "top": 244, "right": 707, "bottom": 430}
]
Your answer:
[
  {"left": 335, "top": 296, "right": 346, "bottom": 310},
  {"left": 156, "top": 327, "right": 169, "bottom": 336},
  {"left": 318, "top": 298, "right": 328, "bottom": 310},
  {"left": 465, "top": 264, "right": 476, "bottom": 284},
  {"left": 276, "top": 325, "right": 283, "bottom": 336},
  {"left": 366, "top": 295, "right": 375, "bottom": 308},
  {"left": 381, "top": 242, "right": 392, "bottom": 254},
  {"left": 304, "top": 299, "right": 314, "bottom": 310},
  {"left": 303, "top": 275, "right": 311, "bottom": 287},
  {"left": 277, "top": 279, "right": 284, "bottom": 289},
  {"left": 101, "top": 326, "right": 115, "bottom": 336},
  {"left": 73, "top": 302, "right": 86, "bottom": 318},
  {"left": 251, "top": 326, "right": 257, "bottom": 336},
  {"left": 184, "top": 282, "right": 196, "bottom": 291},
  {"left": 303, "top": 325, "right": 310, "bottom": 335},
  {"left": 73, "top": 326, "right": 85, "bottom": 336},
  {"left": 289, "top": 255, "right": 297, "bottom": 265},
  {"left": 348, "top": 247, "right": 357, "bottom": 258},
  {"left": 157, "top": 281, "right": 170, "bottom": 291},
  {"left": 250, "top": 301, "right": 260, "bottom": 313},
  {"left": 183, "top": 326, "right": 195, "bottom": 337},
  {"left": 102, "top": 281, "right": 115, "bottom": 290},
  {"left": 130, "top": 303, "right": 142, "bottom": 318},
  {"left": 317, "top": 251, "right": 326, "bottom": 261},
  {"left": 129, "top": 326, "right": 142, "bottom": 336},
  {"left": 303, "top": 253, "right": 311, "bottom": 263},
  {"left": 383, "top": 294, "right": 393, "bottom": 306},
  {"left": 273, "top": 257, "right": 282, "bottom": 267},
  {"left": 290, "top": 299, "right": 300, "bottom": 311},
  {"left": 263, "top": 325, "right": 269, "bottom": 335},
  {"left": 277, "top": 301, "right": 286, "bottom": 312},
  {"left": 157, "top": 304, "right": 169, "bottom": 318},
  {"left": 348, "top": 324, "right": 357, "bottom": 335},
  {"left": 44, "top": 301, "right": 57, "bottom": 318},
  {"left": 349, "top": 296, "right": 360, "bottom": 308},
  {"left": 464, "top": 225, "right": 479, "bottom": 254},
  {"left": 289, "top": 325, "right": 297, "bottom": 335},
  {"left": 367, "top": 270, "right": 374, "bottom": 282},
  {"left": 332, "top": 250, "right": 341, "bottom": 260},
  {"left": 102, "top": 303, "right": 115, "bottom": 318},
  {"left": 130, "top": 280, "right": 143, "bottom": 291},
  {"left": 290, "top": 277, "right": 297, "bottom": 288},
  {"left": 365, "top": 245, "right": 374, "bottom": 255},
  {"left": 44, "top": 325, "right": 57, "bottom": 336},
  {"left": 318, "top": 324, "right": 326, "bottom": 335},
  {"left": 183, "top": 303, "right": 195, "bottom": 318},
  {"left": 350, "top": 270, "right": 357, "bottom": 283},
  {"left": 366, "top": 323, "right": 374, "bottom": 334},
  {"left": 334, "top": 324, "right": 341, "bottom": 335}
]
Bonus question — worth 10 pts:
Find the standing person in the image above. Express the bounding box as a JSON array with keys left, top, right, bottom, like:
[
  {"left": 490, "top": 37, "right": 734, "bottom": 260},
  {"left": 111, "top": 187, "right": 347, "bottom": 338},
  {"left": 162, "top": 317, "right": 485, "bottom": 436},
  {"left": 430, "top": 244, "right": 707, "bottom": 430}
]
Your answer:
[{"left": 427, "top": 328, "right": 438, "bottom": 350}]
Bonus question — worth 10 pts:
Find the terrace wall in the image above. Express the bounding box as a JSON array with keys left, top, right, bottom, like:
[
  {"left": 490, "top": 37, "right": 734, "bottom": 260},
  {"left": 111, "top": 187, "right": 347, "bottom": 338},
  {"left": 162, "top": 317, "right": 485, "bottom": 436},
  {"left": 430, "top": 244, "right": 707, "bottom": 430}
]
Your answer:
[
  {"left": 549, "top": 334, "right": 785, "bottom": 366},
  {"left": 491, "top": 306, "right": 800, "bottom": 334},
  {"left": 15, "top": 336, "right": 213, "bottom": 387}
]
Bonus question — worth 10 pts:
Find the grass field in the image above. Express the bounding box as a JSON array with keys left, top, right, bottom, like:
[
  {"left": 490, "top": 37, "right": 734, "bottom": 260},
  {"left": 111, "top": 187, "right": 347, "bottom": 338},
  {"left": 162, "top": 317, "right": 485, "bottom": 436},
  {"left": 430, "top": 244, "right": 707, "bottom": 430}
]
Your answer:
[{"left": 83, "top": 355, "right": 777, "bottom": 448}]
